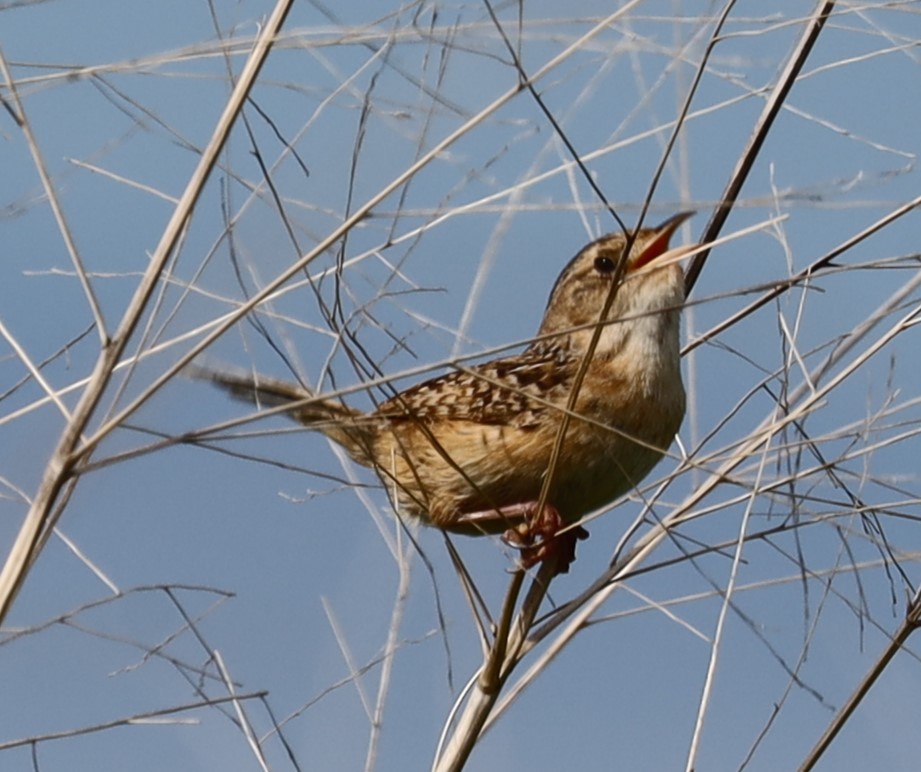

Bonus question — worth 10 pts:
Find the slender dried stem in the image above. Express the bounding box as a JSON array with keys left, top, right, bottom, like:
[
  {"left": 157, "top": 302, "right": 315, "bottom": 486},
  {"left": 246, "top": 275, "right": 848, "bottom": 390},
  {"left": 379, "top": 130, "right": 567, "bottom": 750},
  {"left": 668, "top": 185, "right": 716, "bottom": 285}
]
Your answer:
[
  {"left": 0, "top": 0, "right": 296, "bottom": 625},
  {"left": 799, "top": 590, "right": 921, "bottom": 771}
]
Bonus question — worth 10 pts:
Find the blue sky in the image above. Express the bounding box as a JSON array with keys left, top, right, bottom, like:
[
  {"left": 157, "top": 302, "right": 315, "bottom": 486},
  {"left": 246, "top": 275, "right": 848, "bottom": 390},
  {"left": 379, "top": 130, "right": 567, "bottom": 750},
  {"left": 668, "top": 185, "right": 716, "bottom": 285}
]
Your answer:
[{"left": 3, "top": 2, "right": 921, "bottom": 770}]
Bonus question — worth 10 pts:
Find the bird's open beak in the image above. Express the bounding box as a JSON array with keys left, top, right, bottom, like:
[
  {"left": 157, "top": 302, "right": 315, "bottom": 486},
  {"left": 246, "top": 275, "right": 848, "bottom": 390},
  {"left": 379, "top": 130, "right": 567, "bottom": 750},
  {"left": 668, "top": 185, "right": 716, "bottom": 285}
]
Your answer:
[{"left": 633, "top": 211, "right": 696, "bottom": 270}]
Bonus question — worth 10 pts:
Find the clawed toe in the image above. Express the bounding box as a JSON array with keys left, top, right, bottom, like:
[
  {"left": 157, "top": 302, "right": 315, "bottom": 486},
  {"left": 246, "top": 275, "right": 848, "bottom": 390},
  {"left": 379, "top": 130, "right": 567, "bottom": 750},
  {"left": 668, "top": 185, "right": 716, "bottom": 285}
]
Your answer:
[{"left": 501, "top": 504, "right": 588, "bottom": 574}]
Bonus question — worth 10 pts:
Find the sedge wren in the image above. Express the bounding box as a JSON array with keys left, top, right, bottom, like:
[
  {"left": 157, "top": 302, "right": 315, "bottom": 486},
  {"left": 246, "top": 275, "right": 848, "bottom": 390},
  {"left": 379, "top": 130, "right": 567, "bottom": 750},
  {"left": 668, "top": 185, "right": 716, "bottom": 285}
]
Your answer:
[{"left": 197, "top": 212, "right": 694, "bottom": 572}]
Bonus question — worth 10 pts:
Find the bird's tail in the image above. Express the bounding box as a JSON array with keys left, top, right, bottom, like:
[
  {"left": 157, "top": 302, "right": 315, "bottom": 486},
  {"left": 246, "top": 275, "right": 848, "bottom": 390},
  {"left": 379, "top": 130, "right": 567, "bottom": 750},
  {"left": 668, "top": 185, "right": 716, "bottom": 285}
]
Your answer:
[{"left": 188, "top": 364, "right": 375, "bottom": 461}]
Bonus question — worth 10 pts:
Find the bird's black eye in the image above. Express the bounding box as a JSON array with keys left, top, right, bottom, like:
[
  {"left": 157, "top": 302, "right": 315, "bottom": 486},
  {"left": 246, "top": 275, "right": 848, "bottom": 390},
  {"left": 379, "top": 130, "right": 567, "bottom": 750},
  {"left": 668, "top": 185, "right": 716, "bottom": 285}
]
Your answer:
[{"left": 594, "top": 256, "right": 616, "bottom": 274}]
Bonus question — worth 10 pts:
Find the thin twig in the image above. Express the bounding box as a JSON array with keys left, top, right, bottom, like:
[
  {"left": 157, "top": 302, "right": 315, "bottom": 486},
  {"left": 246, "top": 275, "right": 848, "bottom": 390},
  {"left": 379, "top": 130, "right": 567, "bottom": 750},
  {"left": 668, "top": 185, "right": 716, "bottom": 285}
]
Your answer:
[
  {"left": 433, "top": 558, "right": 558, "bottom": 772},
  {"left": 799, "top": 589, "right": 921, "bottom": 771},
  {"left": 0, "top": 50, "right": 107, "bottom": 342},
  {"left": 0, "top": 0, "right": 297, "bottom": 626},
  {"left": 684, "top": 0, "right": 838, "bottom": 295}
]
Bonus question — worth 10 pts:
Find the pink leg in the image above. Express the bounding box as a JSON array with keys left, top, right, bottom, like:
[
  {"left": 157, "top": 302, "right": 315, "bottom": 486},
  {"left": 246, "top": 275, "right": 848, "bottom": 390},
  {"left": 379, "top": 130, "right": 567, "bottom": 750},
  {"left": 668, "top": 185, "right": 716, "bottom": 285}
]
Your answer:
[{"left": 458, "top": 501, "right": 588, "bottom": 573}]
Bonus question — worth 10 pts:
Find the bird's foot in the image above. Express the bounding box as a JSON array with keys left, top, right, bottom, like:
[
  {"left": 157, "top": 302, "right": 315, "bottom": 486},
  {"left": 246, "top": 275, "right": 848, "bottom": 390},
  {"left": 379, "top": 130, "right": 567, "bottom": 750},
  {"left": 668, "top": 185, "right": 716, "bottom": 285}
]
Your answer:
[{"left": 500, "top": 502, "right": 589, "bottom": 574}]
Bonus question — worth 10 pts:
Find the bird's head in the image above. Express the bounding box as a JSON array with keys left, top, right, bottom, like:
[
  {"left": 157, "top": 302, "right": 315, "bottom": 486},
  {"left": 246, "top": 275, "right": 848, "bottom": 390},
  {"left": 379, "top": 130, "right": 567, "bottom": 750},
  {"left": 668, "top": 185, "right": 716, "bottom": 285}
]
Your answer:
[{"left": 535, "top": 212, "right": 695, "bottom": 354}]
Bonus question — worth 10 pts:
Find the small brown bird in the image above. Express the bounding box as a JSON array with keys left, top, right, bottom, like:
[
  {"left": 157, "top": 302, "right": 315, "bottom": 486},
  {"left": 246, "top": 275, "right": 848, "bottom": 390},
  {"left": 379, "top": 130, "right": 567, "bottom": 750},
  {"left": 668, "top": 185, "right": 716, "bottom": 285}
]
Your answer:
[{"left": 197, "top": 213, "right": 694, "bottom": 572}]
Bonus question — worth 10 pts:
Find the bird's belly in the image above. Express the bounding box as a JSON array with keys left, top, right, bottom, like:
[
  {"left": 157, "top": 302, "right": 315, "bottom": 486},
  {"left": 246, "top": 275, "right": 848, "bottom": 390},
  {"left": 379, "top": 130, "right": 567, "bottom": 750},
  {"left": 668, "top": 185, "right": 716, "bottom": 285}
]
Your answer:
[
  {"left": 550, "top": 438, "right": 667, "bottom": 520},
  {"left": 384, "top": 392, "right": 682, "bottom": 532}
]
